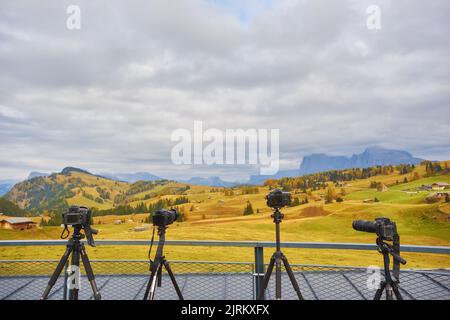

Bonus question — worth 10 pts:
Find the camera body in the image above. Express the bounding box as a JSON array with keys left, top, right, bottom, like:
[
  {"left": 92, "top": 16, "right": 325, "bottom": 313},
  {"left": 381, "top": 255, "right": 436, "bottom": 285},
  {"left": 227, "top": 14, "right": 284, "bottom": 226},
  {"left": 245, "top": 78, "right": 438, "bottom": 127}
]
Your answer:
[
  {"left": 62, "top": 205, "right": 97, "bottom": 247},
  {"left": 352, "top": 217, "right": 397, "bottom": 241},
  {"left": 152, "top": 209, "right": 179, "bottom": 227},
  {"left": 266, "top": 189, "right": 291, "bottom": 209},
  {"left": 63, "top": 206, "right": 92, "bottom": 226}
]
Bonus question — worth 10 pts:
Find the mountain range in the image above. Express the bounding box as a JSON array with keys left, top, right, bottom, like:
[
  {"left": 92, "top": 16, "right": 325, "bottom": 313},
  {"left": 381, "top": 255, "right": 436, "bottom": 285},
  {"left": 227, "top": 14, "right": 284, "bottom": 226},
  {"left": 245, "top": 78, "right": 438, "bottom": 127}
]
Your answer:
[
  {"left": 101, "top": 172, "right": 161, "bottom": 183},
  {"left": 299, "top": 146, "right": 422, "bottom": 175},
  {"left": 0, "top": 147, "right": 425, "bottom": 193},
  {"left": 247, "top": 147, "right": 423, "bottom": 184},
  {"left": 0, "top": 180, "right": 17, "bottom": 197},
  {"left": 183, "top": 176, "right": 237, "bottom": 188}
]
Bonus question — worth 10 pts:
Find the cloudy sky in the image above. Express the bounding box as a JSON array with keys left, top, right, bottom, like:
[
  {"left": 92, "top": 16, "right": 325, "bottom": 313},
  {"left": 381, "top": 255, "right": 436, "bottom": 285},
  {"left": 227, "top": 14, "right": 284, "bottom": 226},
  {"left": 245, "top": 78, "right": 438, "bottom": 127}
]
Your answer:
[{"left": 1, "top": 0, "right": 449, "bottom": 181}]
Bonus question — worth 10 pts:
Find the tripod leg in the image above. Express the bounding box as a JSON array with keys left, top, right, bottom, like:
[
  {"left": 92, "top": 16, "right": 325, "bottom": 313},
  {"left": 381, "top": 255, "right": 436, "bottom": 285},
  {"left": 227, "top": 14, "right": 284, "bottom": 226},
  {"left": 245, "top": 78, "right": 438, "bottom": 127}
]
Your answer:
[
  {"left": 258, "top": 255, "right": 276, "bottom": 300},
  {"left": 68, "top": 243, "right": 80, "bottom": 300},
  {"left": 143, "top": 259, "right": 161, "bottom": 300},
  {"left": 374, "top": 281, "right": 386, "bottom": 300},
  {"left": 157, "top": 263, "right": 162, "bottom": 287},
  {"left": 275, "top": 255, "right": 282, "bottom": 300},
  {"left": 41, "top": 245, "right": 72, "bottom": 300},
  {"left": 281, "top": 254, "right": 304, "bottom": 300},
  {"left": 392, "top": 283, "right": 403, "bottom": 300},
  {"left": 80, "top": 245, "right": 101, "bottom": 300},
  {"left": 163, "top": 259, "right": 184, "bottom": 300}
]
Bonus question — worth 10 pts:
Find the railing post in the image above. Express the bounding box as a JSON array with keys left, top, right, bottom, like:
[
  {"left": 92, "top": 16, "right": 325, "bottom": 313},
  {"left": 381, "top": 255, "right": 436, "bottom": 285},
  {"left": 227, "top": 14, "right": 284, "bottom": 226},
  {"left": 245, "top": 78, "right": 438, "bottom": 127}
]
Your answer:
[{"left": 254, "top": 245, "right": 264, "bottom": 299}]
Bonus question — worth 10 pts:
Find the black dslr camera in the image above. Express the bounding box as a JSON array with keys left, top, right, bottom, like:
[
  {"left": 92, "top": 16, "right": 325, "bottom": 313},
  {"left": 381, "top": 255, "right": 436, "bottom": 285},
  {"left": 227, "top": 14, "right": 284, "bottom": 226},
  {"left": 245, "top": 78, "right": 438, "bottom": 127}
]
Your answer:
[
  {"left": 352, "top": 217, "right": 397, "bottom": 241},
  {"left": 266, "top": 189, "right": 291, "bottom": 209},
  {"left": 62, "top": 206, "right": 97, "bottom": 247},
  {"left": 63, "top": 205, "right": 92, "bottom": 226},
  {"left": 152, "top": 209, "right": 179, "bottom": 227}
]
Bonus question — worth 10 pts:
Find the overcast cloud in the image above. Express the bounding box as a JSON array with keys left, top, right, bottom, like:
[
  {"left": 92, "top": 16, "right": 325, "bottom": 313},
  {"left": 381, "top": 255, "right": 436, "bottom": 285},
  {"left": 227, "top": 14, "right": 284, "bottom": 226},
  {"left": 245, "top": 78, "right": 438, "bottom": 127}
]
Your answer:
[{"left": 1, "top": 0, "right": 449, "bottom": 181}]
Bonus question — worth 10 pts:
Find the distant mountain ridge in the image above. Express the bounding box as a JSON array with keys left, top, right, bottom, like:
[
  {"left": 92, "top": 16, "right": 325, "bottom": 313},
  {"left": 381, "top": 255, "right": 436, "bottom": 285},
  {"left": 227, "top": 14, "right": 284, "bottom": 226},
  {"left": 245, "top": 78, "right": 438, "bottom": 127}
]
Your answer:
[
  {"left": 184, "top": 176, "right": 238, "bottom": 188},
  {"left": 4, "top": 167, "right": 172, "bottom": 215},
  {"left": 247, "top": 147, "right": 423, "bottom": 185},
  {"left": 101, "top": 172, "right": 161, "bottom": 183},
  {"left": 299, "top": 147, "right": 422, "bottom": 175},
  {"left": 27, "top": 172, "right": 49, "bottom": 180},
  {"left": 0, "top": 180, "right": 18, "bottom": 197}
]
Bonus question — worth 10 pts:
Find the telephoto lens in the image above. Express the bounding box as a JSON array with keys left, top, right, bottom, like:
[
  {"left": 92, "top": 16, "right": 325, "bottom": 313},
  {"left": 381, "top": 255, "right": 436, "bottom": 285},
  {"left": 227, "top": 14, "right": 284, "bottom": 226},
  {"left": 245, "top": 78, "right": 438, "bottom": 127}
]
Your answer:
[
  {"left": 152, "top": 209, "right": 179, "bottom": 227},
  {"left": 352, "top": 220, "right": 376, "bottom": 233}
]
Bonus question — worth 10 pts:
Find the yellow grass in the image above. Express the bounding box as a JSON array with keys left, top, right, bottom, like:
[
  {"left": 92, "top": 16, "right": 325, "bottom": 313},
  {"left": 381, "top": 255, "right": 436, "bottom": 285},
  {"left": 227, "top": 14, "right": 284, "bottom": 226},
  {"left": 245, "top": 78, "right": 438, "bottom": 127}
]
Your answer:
[{"left": 1, "top": 164, "right": 449, "bottom": 269}]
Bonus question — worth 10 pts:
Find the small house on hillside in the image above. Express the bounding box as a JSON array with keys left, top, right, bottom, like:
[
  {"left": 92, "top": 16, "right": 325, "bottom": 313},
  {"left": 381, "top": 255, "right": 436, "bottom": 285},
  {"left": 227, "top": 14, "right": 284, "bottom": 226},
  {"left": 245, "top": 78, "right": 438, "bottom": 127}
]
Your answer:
[
  {"left": 377, "top": 184, "right": 388, "bottom": 192},
  {"left": 0, "top": 218, "right": 37, "bottom": 231},
  {"left": 431, "top": 183, "right": 450, "bottom": 191}
]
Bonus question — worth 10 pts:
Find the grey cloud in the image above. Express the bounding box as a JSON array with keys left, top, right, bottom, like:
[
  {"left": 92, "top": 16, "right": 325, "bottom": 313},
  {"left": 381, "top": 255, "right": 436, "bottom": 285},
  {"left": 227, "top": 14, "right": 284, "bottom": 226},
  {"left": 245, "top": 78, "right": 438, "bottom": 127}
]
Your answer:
[{"left": 0, "top": 0, "right": 449, "bottom": 180}]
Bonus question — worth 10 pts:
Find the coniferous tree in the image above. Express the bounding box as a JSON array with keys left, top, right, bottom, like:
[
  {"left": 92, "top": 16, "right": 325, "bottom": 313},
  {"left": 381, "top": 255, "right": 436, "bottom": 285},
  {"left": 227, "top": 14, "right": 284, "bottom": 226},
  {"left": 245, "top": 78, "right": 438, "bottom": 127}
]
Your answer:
[{"left": 243, "top": 201, "right": 254, "bottom": 215}]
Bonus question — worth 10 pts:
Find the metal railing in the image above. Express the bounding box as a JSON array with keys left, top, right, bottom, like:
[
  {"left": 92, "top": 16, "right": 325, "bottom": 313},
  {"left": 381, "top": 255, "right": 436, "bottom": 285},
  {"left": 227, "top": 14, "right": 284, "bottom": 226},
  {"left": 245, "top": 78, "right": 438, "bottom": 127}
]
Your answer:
[
  {"left": 1, "top": 240, "right": 449, "bottom": 300},
  {"left": 1, "top": 239, "right": 449, "bottom": 254}
]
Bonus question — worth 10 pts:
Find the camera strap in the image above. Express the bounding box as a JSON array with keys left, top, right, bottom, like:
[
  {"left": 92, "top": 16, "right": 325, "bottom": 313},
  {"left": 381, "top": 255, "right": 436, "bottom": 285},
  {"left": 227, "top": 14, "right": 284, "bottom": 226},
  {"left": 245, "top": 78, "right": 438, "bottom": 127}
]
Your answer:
[
  {"left": 147, "top": 226, "right": 156, "bottom": 263},
  {"left": 60, "top": 225, "right": 70, "bottom": 239}
]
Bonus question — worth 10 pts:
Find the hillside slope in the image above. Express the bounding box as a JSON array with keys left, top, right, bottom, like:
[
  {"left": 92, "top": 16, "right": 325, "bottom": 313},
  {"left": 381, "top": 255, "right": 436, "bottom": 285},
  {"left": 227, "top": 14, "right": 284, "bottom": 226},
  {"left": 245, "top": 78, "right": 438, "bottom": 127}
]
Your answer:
[{"left": 4, "top": 167, "right": 175, "bottom": 215}]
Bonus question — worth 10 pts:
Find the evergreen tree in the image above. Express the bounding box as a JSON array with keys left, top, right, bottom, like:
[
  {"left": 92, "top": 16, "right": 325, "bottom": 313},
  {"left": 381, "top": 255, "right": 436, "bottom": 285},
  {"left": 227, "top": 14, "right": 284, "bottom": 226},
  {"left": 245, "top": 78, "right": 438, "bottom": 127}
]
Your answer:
[
  {"left": 243, "top": 201, "right": 254, "bottom": 215},
  {"left": 290, "top": 197, "right": 300, "bottom": 207},
  {"left": 325, "top": 185, "right": 335, "bottom": 204}
]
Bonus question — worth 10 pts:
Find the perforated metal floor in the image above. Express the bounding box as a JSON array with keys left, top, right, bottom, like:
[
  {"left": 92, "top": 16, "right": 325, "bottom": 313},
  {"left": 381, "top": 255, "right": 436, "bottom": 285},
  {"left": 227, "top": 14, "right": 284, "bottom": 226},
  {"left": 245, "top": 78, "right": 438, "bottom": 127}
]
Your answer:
[{"left": 1, "top": 268, "right": 449, "bottom": 300}]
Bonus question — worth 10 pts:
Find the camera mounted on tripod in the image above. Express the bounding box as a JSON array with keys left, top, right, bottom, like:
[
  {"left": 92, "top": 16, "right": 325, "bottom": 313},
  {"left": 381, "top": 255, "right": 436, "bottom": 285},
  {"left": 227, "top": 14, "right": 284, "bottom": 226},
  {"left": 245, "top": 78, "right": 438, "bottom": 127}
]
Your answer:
[
  {"left": 62, "top": 205, "right": 98, "bottom": 247},
  {"left": 152, "top": 208, "right": 179, "bottom": 228},
  {"left": 353, "top": 217, "right": 406, "bottom": 300},
  {"left": 144, "top": 207, "right": 184, "bottom": 300}
]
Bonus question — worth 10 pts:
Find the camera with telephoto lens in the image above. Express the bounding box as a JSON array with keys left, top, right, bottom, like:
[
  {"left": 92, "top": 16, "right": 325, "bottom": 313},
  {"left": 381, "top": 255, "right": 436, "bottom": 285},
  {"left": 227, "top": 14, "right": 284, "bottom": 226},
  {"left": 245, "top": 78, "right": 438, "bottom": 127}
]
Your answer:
[
  {"left": 266, "top": 189, "right": 291, "bottom": 209},
  {"left": 62, "top": 205, "right": 97, "bottom": 247},
  {"left": 152, "top": 209, "right": 179, "bottom": 227},
  {"left": 352, "top": 217, "right": 397, "bottom": 241}
]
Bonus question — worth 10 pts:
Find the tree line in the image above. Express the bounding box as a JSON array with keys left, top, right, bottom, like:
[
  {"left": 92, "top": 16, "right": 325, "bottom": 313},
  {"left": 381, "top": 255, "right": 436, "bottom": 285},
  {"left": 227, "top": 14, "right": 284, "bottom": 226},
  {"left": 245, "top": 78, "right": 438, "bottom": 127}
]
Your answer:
[{"left": 263, "top": 164, "right": 420, "bottom": 192}]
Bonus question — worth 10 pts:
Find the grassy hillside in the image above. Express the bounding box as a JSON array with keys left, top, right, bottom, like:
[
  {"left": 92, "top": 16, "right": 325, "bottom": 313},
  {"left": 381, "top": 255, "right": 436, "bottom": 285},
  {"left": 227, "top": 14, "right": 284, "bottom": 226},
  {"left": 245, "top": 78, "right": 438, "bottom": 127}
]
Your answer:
[
  {"left": 4, "top": 167, "right": 172, "bottom": 215},
  {"left": 0, "top": 198, "right": 30, "bottom": 217},
  {"left": 1, "top": 161, "right": 449, "bottom": 268}
]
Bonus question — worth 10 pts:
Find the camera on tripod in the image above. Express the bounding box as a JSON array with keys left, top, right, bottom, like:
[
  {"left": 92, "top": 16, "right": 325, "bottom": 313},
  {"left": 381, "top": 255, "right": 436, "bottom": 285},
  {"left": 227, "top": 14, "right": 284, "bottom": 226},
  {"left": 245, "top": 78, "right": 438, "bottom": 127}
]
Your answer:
[
  {"left": 42, "top": 205, "right": 101, "bottom": 300},
  {"left": 266, "top": 189, "right": 291, "bottom": 209},
  {"left": 144, "top": 207, "right": 184, "bottom": 300},
  {"left": 152, "top": 209, "right": 179, "bottom": 227},
  {"left": 352, "top": 217, "right": 397, "bottom": 241},
  {"left": 62, "top": 205, "right": 98, "bottom": 247},
  {"left": 352, "top": 216, "right": 406, "bottom": 300}
]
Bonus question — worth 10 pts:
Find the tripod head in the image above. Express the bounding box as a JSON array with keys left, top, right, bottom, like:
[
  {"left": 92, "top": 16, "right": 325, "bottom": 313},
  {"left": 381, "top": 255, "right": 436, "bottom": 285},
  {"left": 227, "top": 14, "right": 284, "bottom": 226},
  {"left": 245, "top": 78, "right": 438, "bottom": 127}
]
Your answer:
[
  {"left": 61, "top": 224, "right": 98, "bottom": 247},
  {"left": 376, "top": 234, "right": 406, "bottom": 282},
  {"left": 271, "top": 208, "right": 285, "bottom": 224}
]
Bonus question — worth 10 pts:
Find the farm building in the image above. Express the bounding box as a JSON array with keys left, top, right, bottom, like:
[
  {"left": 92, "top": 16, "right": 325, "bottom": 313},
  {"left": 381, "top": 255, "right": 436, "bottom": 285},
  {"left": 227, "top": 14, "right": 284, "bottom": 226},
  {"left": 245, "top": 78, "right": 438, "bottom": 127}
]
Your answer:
[
  {"left": 431, "top": 183, "right": 450, "bottom": 191},
  {"left": 0, "top": 217, "right": 37, "bottom": 231}
]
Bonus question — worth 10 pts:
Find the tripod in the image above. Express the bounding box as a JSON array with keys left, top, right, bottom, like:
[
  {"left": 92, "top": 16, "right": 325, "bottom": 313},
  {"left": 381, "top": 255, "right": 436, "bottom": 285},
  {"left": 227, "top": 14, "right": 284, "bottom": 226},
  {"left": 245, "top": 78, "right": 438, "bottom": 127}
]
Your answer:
[
  {"left": 143, "top": 226, "right": 184, "bottom": 300},
  {"left": 42, "top": 226, "right": 101, "bottom": 300},
  {"left": 258, "top": 208, "right": 304, "bottom": 300},
  {"left": 374, "top": 236, "right": 406, "bottom": 300}
]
